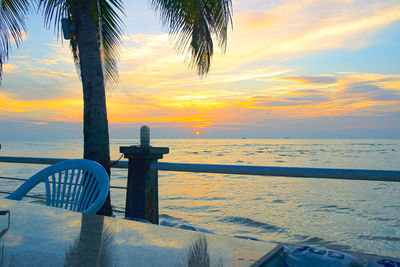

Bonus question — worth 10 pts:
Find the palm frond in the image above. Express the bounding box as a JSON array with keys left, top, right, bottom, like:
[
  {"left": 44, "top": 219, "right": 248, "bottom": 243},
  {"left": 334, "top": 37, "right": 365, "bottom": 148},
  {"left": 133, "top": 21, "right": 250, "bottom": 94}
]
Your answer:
[
  {"left": 96, "top": 0, "right": 124, "bottom": 88},
  {"left": 151, "top": 0, "right": 232, "bottom": 76},
  {"left": 0, "top": 0, "right": 30, "bottom": 82}
]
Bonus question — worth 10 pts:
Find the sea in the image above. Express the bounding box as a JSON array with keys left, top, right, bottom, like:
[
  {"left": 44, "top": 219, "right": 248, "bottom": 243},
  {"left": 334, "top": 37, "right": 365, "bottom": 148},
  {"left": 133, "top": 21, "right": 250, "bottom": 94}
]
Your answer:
[{"left": 0, "top": 138, "right": 399, "bottom": 258}]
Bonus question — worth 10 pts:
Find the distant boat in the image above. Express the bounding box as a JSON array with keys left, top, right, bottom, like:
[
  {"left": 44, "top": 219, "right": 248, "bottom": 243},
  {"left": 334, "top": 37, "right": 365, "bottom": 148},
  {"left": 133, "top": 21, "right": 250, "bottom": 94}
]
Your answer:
[{"left": 242, "top": 137, "right": 246, "bottom": 139}]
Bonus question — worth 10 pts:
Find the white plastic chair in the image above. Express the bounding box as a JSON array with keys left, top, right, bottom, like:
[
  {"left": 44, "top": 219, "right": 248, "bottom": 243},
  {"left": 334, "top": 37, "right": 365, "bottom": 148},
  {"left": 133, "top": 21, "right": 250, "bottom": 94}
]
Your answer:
[{"left": 6, "top": 159, "right": 110, "bottom": 214}]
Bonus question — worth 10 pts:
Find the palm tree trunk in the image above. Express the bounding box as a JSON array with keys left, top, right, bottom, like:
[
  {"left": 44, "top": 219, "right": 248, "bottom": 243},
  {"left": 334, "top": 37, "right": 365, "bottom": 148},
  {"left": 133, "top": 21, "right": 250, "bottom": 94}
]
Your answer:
[{"left": 74, "top": 2, "right": 112, "bottom": 216}]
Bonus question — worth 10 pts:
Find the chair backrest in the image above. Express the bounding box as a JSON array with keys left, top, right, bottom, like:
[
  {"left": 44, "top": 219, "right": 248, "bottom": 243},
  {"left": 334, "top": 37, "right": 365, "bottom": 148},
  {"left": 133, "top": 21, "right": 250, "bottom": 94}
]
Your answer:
[{"left": 6, "top": 159, "right": 109, "bottom": 214}]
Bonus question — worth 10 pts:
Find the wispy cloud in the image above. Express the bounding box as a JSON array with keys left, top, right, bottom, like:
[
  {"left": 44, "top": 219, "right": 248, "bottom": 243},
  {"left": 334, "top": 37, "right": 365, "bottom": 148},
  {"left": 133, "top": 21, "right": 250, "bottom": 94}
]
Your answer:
[
  {"left": 237, "top": 72, "right": 400, "bottom": 119},
  {"left": 277, "top": 76, "right": 338, "bottom": 85}
]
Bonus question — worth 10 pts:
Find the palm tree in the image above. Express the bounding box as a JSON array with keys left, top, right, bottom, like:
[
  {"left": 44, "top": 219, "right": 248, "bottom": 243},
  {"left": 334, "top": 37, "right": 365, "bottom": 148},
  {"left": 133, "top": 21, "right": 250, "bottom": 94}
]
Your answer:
[{"left": 1, "top": 0, "right": 232, "bottom": 216}]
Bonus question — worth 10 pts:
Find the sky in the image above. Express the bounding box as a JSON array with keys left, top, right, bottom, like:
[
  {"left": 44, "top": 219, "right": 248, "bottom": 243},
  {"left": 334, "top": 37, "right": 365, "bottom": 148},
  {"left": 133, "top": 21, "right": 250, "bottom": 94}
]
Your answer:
[{"left": 1, "top": 0, "right": 400, "bottom": 140}]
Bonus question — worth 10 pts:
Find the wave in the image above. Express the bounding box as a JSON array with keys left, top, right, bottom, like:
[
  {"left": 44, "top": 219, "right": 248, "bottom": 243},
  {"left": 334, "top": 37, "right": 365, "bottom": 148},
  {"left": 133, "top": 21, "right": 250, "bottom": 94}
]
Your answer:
[
  {"left": 163, "top": 196, "right": 185, "bottom": 200},
  {"left": 196, "top": 196, "right": 229, "bottom": 201},
  {"left": 164, "top": 205, "right": 216, "bottom": 213},
  {"left": 219, "top": 216, "right": 283, "bottom": 232},
  {"left": 315, "top": 204, "right": 355, "bottom": 213},
  {"left": 358, "top": 235, "right": 400, "bottom": 242},
  {"left": 271, "top": 199, "right": 285, "bottom": 203},
  {"left": 370, "top": 217, "right": 395, "bottom": 222},
  {"left": 159, "top": 214, "right": 181, "bottom": 220}
]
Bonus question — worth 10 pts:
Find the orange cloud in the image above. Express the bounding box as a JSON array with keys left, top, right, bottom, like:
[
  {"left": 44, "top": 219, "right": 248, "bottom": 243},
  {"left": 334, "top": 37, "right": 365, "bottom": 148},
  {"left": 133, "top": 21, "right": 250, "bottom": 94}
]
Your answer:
[
  {"left": 30, "top": 121, "right": 49, "bottom": 125},
  {"left": 235, "top": 72, "right": 400, "bottom": 120},
  {"left": 0, "top": 92, "right": 83, "bottom": 122},
  {"left": 106, "top": 92, "right": 236, "bottom": 128},
  {"left": 277, "top": 76, "right": 337, "bottom": 85},
  {"left": 1, "top": 71, "right": 399, "bottom": 131}
]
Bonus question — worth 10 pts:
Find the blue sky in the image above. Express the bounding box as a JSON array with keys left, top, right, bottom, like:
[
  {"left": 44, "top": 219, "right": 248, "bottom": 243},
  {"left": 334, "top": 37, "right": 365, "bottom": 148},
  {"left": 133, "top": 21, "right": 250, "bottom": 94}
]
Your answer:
[{"left": 1, "top": 0, "right": 400, "bottom": 140}]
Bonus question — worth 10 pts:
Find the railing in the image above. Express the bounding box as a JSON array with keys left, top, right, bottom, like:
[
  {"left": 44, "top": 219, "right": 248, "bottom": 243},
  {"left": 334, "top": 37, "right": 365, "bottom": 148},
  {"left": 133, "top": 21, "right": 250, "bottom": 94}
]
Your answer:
[
  {"left": 1, "top": 127, "right": 399, "bottom": 224},
  {"left": 1, "top": 156, "right": 399, "bottom": 182},
  {"left": 153, "top": 162, "right": 400, "bottom": 182}
]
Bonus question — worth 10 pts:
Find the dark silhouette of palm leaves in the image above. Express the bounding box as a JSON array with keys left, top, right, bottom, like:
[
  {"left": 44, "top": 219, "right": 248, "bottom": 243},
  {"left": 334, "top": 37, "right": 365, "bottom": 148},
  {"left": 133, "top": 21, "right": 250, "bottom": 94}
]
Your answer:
[
  {"left": 151, "top": 0, "right": 232, "bottom": 76},
  {"left": 0, "top": 0, "right": 30, "bottom": 82}
]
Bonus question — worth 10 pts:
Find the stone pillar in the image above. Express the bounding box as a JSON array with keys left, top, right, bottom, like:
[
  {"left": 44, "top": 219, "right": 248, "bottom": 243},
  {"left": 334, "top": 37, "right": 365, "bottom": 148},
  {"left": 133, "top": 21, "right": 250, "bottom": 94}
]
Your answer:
[{"left": 120, "top": 126, "right": 169, "bottom": 224}]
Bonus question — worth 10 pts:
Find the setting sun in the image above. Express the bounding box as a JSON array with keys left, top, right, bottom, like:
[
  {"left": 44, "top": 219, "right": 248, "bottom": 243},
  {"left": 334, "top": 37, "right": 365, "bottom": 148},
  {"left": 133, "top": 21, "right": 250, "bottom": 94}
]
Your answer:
[{"left": 194, "top": 131, "right": 201, "bottom": 135}]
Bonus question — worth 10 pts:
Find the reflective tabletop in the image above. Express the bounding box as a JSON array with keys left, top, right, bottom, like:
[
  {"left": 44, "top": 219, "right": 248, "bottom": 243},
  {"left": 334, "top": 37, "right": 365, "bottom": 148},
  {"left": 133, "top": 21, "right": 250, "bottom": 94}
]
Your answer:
[{"left": 0, "top": 199, "right": 282, "bottom": 266}]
